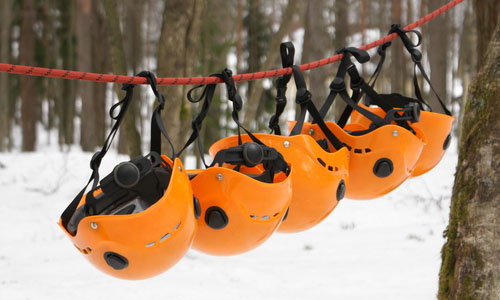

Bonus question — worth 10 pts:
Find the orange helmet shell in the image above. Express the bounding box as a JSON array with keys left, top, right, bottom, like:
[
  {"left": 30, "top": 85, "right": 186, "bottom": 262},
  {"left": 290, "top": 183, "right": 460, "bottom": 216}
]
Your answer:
[
  {"left": 350, "top": 104, "right": 454, "bottom": 177},
  {"left": 208, "top": 134, "right": 349, "bottom": 233},
  {"left": 58, "top": 157, "right": 197, "bottom": 280},
  {"left": 188, "top": 148, "right": 292, "bottom": 255},
  {"left": 288, "top": 120, "right": 425, "bottom": 200}
]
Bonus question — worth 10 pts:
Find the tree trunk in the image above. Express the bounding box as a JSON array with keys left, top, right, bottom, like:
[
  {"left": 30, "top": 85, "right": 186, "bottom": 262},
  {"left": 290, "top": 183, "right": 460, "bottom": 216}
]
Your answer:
[
  {"left": 474, "top": 0, "right": 500, "bottom": 68},
  {"left": 157, "top": 0, "right": 201, "bottom": 153},
  {"left": 302, "top": 0, "right": 330, "bottom": 109},
  {"left": 438, "top": 15, "right": 500, "bottom": 300},
  {"left": 102, "top": 0, "right": 142, "bottom": 158},
  {"left": 77, "top": 0, "right": 99, "bottom": 151},
  {"left": 56, "top": 0, "right": 77, "bottom": 147},
  {"left": 20, "top": 0, "right": 37, "bottom": 151},
  {"left": 242, "top": 0, "right": 300, "bottom": 129},
  {"left": 0, "top": 0, "right": 12, "bottom": 151},
  {"left": 427, "top": 0, "right": 450, "bottom": 113},
  {"left": 330, "top": 0, "right": 349, "bottom": 121},
  {"left": 91, "top": 0, "right": 108, "bottom": 147},
  {"left": 390, "top": 0, "right": 405, "bottom": 93}
]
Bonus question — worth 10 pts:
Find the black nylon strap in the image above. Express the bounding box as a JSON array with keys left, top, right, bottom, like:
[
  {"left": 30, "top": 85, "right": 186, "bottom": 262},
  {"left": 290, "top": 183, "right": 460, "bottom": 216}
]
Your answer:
[
  {"left": 178, "top": 68, "right": 290, "bottom": 177},
  {"left": 269, "top": 42, "right": 295, "bottom": 135},
  {"left": 289, "top": 65, "right": 345, "bottom": 151},
  {"left": 389, "top": 24, "right": 451, "bottom": 116},
  {"left": 317, "top": 47, "right": 370, "bottom": 120},
  {"left": 61, "top": 84, "right": 135, "bottom": 229},
  {"left": 136, "top": 71, "right": 176, "bottom": 159}
]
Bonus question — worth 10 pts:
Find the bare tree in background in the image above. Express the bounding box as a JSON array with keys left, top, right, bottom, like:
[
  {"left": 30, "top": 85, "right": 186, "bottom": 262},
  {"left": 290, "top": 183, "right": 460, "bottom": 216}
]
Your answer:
[
  {"left": 103, "top": 0, "right": 142, "bottom": 158},
  {"left": 19, "top": 0, "right": 37, "bottom": 151},
  {"left": 438, "top": 13, "right": 500, "bottom": 300},
  {"left": 77, "top": 0, "right": 101, "bottom": 151},
  {"left": 156, "top": 0, "right": 202, "bottom": 152},
  {"left": 242, "top": 0, "right": 300, "bottom": 129},
  {"left": 0, "top": 0, "right": 12, "bottom": 150},
  {"left": 428, "top": 0, "right": 450, "bottom": 112},
  {"left": 474, "top": 0, "right": 500, "bottom": 67},
  {"left": 302, "top": 0, "right": 331, "bottom": 109}
]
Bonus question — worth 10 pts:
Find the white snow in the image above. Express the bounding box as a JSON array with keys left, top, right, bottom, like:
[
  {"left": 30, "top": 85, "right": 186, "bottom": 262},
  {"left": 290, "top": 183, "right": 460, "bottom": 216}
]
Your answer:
[{"left": 0, "top": 141, "right": 457, "bottom": 300}]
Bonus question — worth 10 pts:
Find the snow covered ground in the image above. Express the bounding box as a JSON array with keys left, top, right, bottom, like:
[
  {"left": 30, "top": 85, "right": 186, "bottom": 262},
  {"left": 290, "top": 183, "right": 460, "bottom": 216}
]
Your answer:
[{"left": 0, "top": 141, "right": 457, "bottom": 300}]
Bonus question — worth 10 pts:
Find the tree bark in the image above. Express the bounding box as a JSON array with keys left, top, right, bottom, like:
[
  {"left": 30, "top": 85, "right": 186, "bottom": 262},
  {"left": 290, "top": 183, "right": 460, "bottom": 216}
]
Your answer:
[
  {"left": 90, "top": 1, "right": 107, "bottom": 147},
  {"left": 0, "top": 0, "right": 12, "bottom": 151},
  {"left": 157, "top": 0, "right": 201, "bottom": 153},
  {"left": 428, "top": 0, "right": 450, "bottom": 113},
  {"left": 56, "top": 0, "right": 77, "bottom": 146},
  {"left": 102, "top": 0, "right": 142, "bottom": 158},
  {"left": 77, "top": 0, "right": 99, "bottom": 151},
  {"left": 390, "top": 0, "right": 405, "bottom": 93},
  {"left": 242, "top": 0, "right": 300, "bottom": 129},
  {"left": 20, "top": 0, "right": 37, "bottom": 151},
  {"left": 302, "top": 0, "right": 330, "bottom": 109},
  {"left": 474, "top": 0, "right": 500, "bottom": 68},
  {"left": 438, "top": 15, "right": 500, "bottom": 300},
  {"left": 330, "top": 0, "right": 349, "bottom": 120}
]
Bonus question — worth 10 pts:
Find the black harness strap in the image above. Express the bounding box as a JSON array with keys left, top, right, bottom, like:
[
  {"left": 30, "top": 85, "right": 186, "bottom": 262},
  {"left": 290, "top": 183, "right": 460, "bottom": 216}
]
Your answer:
[
  {"left": 269, "top": 42, "right": 295, "bottom": 135},
  {"left": 136, "top": 71, "right": 177, "bottom": 159},
  {"left": 61, "top": 84, "right": 135, "bottom": 229},
  {"left": 317, "top": 47, "right": 370, "bottom": 120},
  {"left": 289, "top": 65, "right": 345, "bottom": 151},
  {"left": 178, "top": 68, "right": 290, "bottom": 178},
  {"left": 369, "top": 24, "right": 451, "bottom": 116}
]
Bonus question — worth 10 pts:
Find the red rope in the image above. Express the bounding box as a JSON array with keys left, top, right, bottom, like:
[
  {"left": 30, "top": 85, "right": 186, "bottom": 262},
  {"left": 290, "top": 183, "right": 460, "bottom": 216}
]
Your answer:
[{"left": 0, "top": 0, "right": 464, "bottom": 86}]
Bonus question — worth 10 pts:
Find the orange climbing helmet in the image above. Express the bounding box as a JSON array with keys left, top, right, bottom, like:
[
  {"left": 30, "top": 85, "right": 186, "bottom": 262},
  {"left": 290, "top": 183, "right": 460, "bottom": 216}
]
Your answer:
[
  {"left": 218, "top": 42, "right": 349, "bottom": 234},
  {"left": 180, "top": 69, "right": 292, "bottom": 255},
  {"left": 289, "top": 47, "right": 426, "bottom": 200},
  {"left": 59, "top": 72, "right": 197, "bottom": 279},
  {"left": 347, "top": 25, "right": 454, "bottom": 177}
]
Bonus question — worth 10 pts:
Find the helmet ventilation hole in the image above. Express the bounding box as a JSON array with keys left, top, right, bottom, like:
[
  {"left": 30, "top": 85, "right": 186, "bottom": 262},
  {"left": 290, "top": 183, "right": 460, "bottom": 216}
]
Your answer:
[
  {"left": 160, "top": 233, "right": 171, "bottom": 243},
  {"left": 174, "top": 222, "right": 181, "bottom": 230}
]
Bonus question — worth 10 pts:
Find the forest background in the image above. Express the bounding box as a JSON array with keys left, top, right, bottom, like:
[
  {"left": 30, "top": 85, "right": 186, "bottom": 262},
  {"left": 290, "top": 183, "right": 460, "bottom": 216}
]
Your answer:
[{"left": 0, "top": 0, "right": 477, "bottom": 162}]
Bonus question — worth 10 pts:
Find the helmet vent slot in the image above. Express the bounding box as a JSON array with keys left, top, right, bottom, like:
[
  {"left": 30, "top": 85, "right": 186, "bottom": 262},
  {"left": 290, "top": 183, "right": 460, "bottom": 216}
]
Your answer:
[
  {"left": 317, "top": 158, "right": 326, "bottom": 167},
  {"left": 261, "top": 216, "right": 269, "bottom": 221},
  {"left": 174, "top": 222, "right": 181, "bottom": 230},
  {"left": 354, "top": 148, "right": 363, "bottom": 154},
  {"left": 145, "top": 242, "right": 155, "bottom": 247},
  {"left": 160, "top": 233, "right": 171, "bottom": 243},
  {"left": 250, "top": 215, "right": 257, "bottom": 219}
]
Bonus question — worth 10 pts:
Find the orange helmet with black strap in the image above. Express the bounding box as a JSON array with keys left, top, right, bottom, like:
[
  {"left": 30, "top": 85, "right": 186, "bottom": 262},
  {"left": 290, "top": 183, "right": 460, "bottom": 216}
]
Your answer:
[
  {"left": 58, "top": 72, "right": 197, "bottom": 280},
  {"left": 289, "top": 47, "right": 426, "bottom": 200},
  {"left": 180, "top": 68, "right": 292, "bottom": 256},
  {"left": 226, "top": 41, "right": 349, "bottom": 234},
  {"left": 347, "top": 24, "right": 454, "bottom": 177}
]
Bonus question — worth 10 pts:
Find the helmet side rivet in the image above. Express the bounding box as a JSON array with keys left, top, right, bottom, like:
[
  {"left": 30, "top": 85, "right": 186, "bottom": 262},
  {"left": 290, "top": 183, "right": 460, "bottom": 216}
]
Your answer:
[
  {"left": 392, "top": 130, "right": 398, "bottom": 137},
  {"left": 91, "top": 222, "right": 98, "bottom": 230},
  {"left": 216, "top": 173, "right": 223, "bottom": 181},
  {"left": 308, "top": 129, "right": 314, "bottom": 135},
  {"left": 284, "top": 141, "right": 290, "bottom": 148}
]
